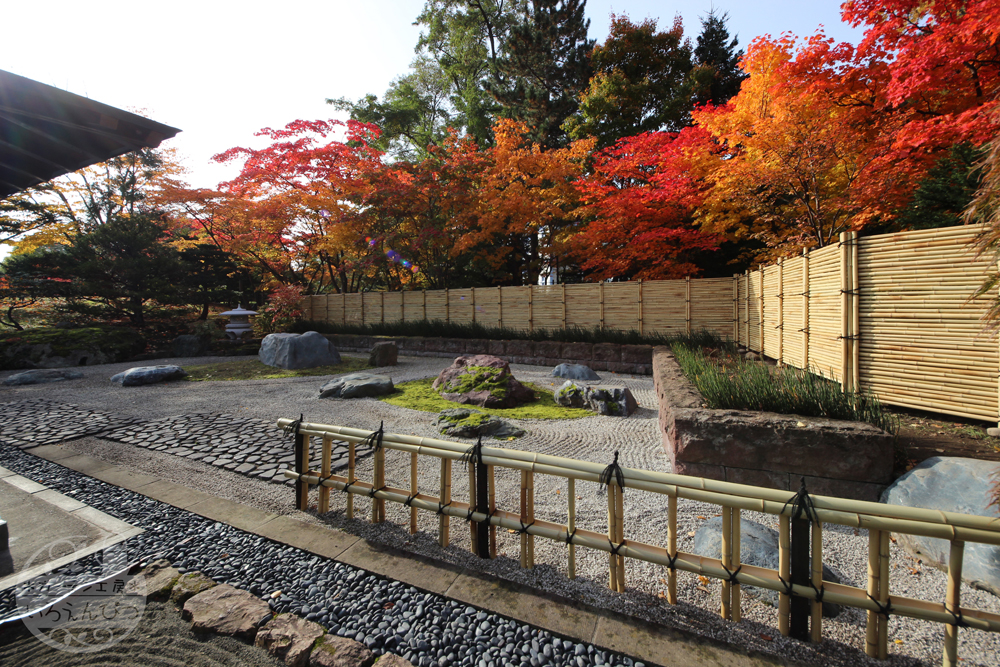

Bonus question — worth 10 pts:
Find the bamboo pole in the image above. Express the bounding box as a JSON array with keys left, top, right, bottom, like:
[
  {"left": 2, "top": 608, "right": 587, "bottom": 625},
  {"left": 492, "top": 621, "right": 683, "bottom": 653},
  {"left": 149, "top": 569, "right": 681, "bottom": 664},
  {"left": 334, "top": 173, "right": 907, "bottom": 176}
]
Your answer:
[
  {"left": 685, "top": 276, "right": 691, "bottom": 334},
  {"left": 600, "top": 282, "right": 605, "bottom": 330},
  {"left": 944, "top": 540, "right": 965, "bottom": 667},
  {"left": 469, "top": 462, "right": 478, "bottom": 554},
  {"left": 777, "top": 258, "right": 784, "bottom": 366},
  {"left": 527, "top": 470, "right": 535, "bottom": 567},
  {"left": 439, "top": 458, "right": 451, "bottom": 547},
  {"left": 866, "top": 529, "right": 881, "bottom": 657},
  {"left": 639, "top": 279, "right": 644, "bottom": 335},
  {"left": 851, "top": 232, "right": 860, "bottom": 393},
  {"left": 561, "top": 284, "right": 567, "bottom": 330},
  {"left": 409, "top": 452, "right": 418, "bottom": 534},
  {"left": 803, "top": 248, "right": 810, "bottom": 370},
  {"left": 722, "top": 506, "right": 732, "bottom": 620},
  {"left": 521, "top": 470, "right": 530, "bottom": 568},
  {"left": 488, "top": 465, "right": 496, "bottom": 558},
  {"left": 528, "top": 285, "right": 533, "bottom": 332},
  {"left": 471, "top": 287, "right": 476, "bottom": 324},
  {"left": 318, "top": 435, "right": 332, "bottom": 514},
  {"left": 297, "top": 435, "right": 311, "bottom": 511},
  {"left": 879, "top": 529, "right": 890, "bottom": 660},
  {"left": 841, "top": 232, "right": 851, "bottom": 392},
  {"left": 759, "top": 266, "right": 765, "bottom": 353},
  {"left": 607, "top": 486, "right": 619, "bottom": 591},
  {"left": 372, "top": 441, "right": 385, "bottom": 523},
  {"left": 668, "top": 493, "right": 677, "bottom": 604},
  {"left": 423, "top": 289, "right": 427, "bottom": 321},
  {"left": 733, "top": 508, "right": 742, "bottom": 623},
  {"left": 733, "top": 275, "right": 739, "bottom": 343},
  {"left": 498, "top": 287, "right": 503, "bottom": 328},
  {"left": 811, "top": 521, "right": 823, "bottom": 642},
  {"left": 615, "top": 484, "right": 625, "bottom": 592},
  {"left": 745, "top": 270, "right": 751, "bottom": 348},
  {"left": 779, "top": 514, "right": 791, "bottom": 636},
  {"left": 568, "top": 477, "right": 576, "bottom": 579}
]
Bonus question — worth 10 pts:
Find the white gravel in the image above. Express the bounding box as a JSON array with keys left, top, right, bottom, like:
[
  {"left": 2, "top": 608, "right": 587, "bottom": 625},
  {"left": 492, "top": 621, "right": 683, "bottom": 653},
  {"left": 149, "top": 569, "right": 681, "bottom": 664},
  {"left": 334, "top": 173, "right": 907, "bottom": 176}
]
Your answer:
[{"left": 3, "top": 354, "right": 999, "bottom": 667}]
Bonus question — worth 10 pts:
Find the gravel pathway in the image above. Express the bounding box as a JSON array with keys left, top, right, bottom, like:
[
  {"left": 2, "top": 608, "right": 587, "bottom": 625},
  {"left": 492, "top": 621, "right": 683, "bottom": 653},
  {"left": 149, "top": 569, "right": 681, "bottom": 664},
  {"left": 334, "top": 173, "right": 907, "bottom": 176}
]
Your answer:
[{"left": 1, "top": 354, "right": 999, "bottom": 666}]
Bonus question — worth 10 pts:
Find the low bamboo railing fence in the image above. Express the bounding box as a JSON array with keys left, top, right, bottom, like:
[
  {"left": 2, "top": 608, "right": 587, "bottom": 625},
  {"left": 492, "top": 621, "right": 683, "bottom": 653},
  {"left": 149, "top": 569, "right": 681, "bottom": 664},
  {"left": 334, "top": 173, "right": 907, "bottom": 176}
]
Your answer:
[{"left": 279, "top": 419, "right": 1000, "bottom": 667}]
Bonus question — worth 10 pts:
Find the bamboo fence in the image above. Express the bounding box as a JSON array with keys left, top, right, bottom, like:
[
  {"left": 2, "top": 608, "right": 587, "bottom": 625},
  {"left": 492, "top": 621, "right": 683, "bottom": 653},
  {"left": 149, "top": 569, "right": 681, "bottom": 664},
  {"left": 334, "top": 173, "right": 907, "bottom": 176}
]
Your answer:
[
  {"left": 299, "top": 225, "right": 999, "bottom": 422},
  {"left": 280, "top": 419, "right": 1000, "bottom": 666}
]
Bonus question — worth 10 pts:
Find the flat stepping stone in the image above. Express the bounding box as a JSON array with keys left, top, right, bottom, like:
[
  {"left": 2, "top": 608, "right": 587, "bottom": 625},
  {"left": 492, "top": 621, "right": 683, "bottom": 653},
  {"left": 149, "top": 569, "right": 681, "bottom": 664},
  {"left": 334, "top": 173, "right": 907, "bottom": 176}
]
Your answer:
[
  {"left": 170, "top": 571, "right": 217, "bottom": 604},
  {"left": 183, "top": 583, "right": 271, "bottom": 640},
  {"left": 319, "top": 373, "right": 394, "bottom": 399},
  {"left": 2, "top": 369, "right": 84, "bottom": 386},
  {"left": 310, "top": 634, "right": 376, "bottom": 667},
  {"left": 255, "top": 613, "right": 326, "bottom": 667}
]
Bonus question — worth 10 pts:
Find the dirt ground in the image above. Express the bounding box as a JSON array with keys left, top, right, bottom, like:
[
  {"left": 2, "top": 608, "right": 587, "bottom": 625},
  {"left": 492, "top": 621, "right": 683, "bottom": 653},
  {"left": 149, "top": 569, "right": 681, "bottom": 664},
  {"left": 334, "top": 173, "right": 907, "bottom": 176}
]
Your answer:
[{"left": 891, "top": 407, "right": 1000, "bottom": 475}]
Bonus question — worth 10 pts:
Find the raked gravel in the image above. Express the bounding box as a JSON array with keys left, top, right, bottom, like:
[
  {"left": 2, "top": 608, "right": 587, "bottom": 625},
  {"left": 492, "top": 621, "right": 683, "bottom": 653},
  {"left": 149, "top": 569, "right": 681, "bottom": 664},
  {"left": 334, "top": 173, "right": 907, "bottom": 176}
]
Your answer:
[{"left": 2, "top": 353, "right": 999, "bottom": 666}]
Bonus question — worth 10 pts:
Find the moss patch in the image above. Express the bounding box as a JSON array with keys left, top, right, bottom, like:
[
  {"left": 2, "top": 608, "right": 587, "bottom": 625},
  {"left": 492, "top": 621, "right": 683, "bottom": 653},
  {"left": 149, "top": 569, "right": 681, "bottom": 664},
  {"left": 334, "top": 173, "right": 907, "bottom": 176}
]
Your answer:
[
  {"left": 381, "top": 378, "right": 591, "bottom": 420},
  {"left": 183, "top": 356, "right": 370, "bottom": 381},
  {"left": 444, "top": 365, "right": 510, "bottom": 398}
]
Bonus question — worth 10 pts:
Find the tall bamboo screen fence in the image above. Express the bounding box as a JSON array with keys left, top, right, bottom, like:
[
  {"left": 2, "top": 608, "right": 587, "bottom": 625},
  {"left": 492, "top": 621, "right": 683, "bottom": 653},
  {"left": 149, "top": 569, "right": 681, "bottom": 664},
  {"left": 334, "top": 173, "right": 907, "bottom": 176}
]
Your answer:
[
  {"left": 299, "top": 225, "right": 998, "bottom": 423},
  {"left": 280, "top": 419, "right": 1000, "bottom": 666}
]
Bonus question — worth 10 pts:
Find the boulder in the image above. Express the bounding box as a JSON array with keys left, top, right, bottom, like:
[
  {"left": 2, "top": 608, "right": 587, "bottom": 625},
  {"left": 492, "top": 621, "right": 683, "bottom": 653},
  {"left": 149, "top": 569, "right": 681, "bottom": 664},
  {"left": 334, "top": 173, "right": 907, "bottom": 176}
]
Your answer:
[
  {"left": 551, "top": 363, "right": 600, "bottom": 382},
  {"left": 554, "top": 381, "right": 587, "bottom": 408},
  {"left": 882, "top": 457, "right": 1000, "bottom": 595},
  {"left": 310, "top": 633, "right": 376, "bottom": 667},
  {"left": 255, "top": 614, "right": 326, "bottom": 667},
  {"left": 124, "top": 559, "right": 180, "bottom": 600},
  {"left": 434, "top": 408, "right": 526, "bottom": 439},
  {"left": 369, "top": 341, "right": 398, "bottom": 367},
  {"left": 111, "top": 365, "right": 187, "bottom": 386},
  {"left": 171, "top": 334, "right": 210, "bottom": 358},
  {"left": 183, "top": 583, "right": 272, "bottom": 640},
  {"left": 170, "top": 571, "right": 217, "bottom": 604},
  {"left": 693, "top": 516, "right": 841, "bottom": 617},
  {"left": 319, "top": 373, "right": 394, "bottom": 399},
  {"left": 260, "top": 332, "right": 341, "bottom": 370},
  {"left": 2, "top": 369, "right": 83, "bottom": 386},
  {"left": 432, "top": 355, "right": 535, "bottom": 409},
  {"left": 584, "top": 386, "right": 638, "bottom": 416},
  {"left": 0, "top": 326, "right": 145, "bottom": 370}
]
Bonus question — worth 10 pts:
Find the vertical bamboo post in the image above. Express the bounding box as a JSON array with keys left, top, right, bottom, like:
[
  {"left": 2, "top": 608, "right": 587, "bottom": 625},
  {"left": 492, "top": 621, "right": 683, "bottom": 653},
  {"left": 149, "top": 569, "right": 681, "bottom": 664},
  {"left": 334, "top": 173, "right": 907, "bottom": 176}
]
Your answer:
[
  {"left": 840, "top": 231, "right": 850, "bottom": 391},
  {"left": 606, "top": 486, "right": 619, "bottom": 591},
  {"left": 685, "top": 276, "right": 691, "bottom": 334},
  {"left": 878, "top": 530, "right": 890, "bottom": 660},
  {"left": 371, "top": 442, "right": 385, "bottom": 523},
  {"left": 520, "top": 470, "right": 530, "bottom": 568},
  {"left": 733, "top": 275, "right": 739, "bottom": 343},
  {"left": 790, "top": 515, "right": 811, "bottom": 640},
  {"left": 401, "top": 290, "right": 405, "bottom": 323},
  {"left": 779, "top": 514, "right": 791, "bottom": 636},
  {"left": 471, "top": 287, "right": 476, "bottom": 323},
  {"left": 318, "top": 435, "right": 332, "bottom": 514},
  {"left": 528, "top": 285, "right": 533, "bottom": 331},
  {"left": 445, "top": 288, "right": 450, "bottom": 324},
  {"left": 342, "top": 293, "right": 346, "bottom": 325},
  {"left": 438, "top": 458, "right": 451, "bottom": 547},
  {"left": 721, "top": 505, "right": 732, "bottom": 620},
  {"left": 381, "top": 291, "right": 385, "bottom": 324},
  {"left": 638, "top": 279, "right": 644, "bottom": 335},
  {"left": 498, "top": 287, "right": 503, "bottom": 329},
  {"left": 733, "top": 508, "right": 742, "bottom": 623},
  {"left": 851, "top": 232, "right": 860, "bottom": 393},
  {"left": 810, "top": 521, "right": 823, "bottom": 643},
  {"left": 295, "top": 432, "right": 309, "bottom": 511},
  {"left": 599, "top": 282, "right": 605, "bottom": 330},
  {"left": 468, "top": 463, "right": 478, "bottom": 554},
  {"left": 409, "top": 452, "right": 418, "bottom": 534},
  {"left": 488, "top": 465, "right": 497, "bottom": 558},
  {"left": 758, "top": 265, "right": 765, "bottom": 354},
  {"left": 744, "top": 269, "right": 751, "bottom": 348},
  {"left": 526, "top": 470, "right": 535, "bottom": 567},
  {"left": 475, "top": 455, "right": 489, "bottom": 558},
  {"left": 667, "top": 494, "right": 677, "bottom": 604},
  {"left": 346, "top": 441, "right": 355, "bottom": 519},
  {"left": 777, "top": 258, "right": 784, "bottom": 366},
  {"left": 943, "top": 540, "right": 965, "bottom": 667},
  {"left": 865, "top": 529, "right": 881, "bottom": 657},
  {"left": 361, "top": 293, "right": 365, "bottom": 326},
  {"left": 561, "top": 284, "right": 567, "bottom": 330},
  {"left": 567, "top": 477, "right": 576, "bottom": 579},
  {"left": 423, "top": 289, "right": 427, "bottom": 321},
  {"left": 615, "top": 484, "right": 625, "bottom": 592},
  {"left": 802, "top": 248, "right": 810, "bottom": 370}
]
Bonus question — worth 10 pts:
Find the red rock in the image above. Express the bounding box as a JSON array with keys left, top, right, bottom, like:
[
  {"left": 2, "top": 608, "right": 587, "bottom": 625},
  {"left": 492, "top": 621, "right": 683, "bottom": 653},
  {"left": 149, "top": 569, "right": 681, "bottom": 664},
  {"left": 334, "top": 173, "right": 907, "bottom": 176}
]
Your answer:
[
  {"left": 309, "top": 634, "right": 375, "bottom": 667},
  {"left": 183, "top": 584, "right": 272, "bottom": 640},
  {"left": 256, "top": 614, "right": 326, "bottom": 667}
]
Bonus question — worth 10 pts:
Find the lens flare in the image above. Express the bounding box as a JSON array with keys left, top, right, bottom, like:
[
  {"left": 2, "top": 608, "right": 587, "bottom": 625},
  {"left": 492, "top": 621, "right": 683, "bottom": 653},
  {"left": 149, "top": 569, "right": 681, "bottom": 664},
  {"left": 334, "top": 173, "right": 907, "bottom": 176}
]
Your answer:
[{"left": 319, "top": 209, "right": 331, "bottom": 218}]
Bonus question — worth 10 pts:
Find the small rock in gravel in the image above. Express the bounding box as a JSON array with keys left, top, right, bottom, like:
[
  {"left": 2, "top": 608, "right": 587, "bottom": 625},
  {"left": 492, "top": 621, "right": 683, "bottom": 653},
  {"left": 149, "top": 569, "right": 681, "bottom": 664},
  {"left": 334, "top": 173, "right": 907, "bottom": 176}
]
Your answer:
[
  {"left": 553, "top": 381, "right": 587, "bottom": 408},
  {"left": 256, "top": 613, "right": 326, "bottom": 667},
  {"left": 2, "top": 369, "right": 84, "bottom": 386},
  {"left": 319, "top": 373, "right": 394, "bottom": 399},
  {"left": 551, "top": 364, "right": 600, "bottom": 382},
  {"left": 584, "top": 386, "right": 638, "bottom": 416},
  {"left": 372, "top": 654, "right": 414, "bottom": 667},
  {"left": 110, "top": 365, "right": 187, "bottom": 386},
  {"left": 171, "top": 571, "right": 218, "bottom": 604},
  {"left": 369, "top": 341, "right": 398, "bottom": 367}
]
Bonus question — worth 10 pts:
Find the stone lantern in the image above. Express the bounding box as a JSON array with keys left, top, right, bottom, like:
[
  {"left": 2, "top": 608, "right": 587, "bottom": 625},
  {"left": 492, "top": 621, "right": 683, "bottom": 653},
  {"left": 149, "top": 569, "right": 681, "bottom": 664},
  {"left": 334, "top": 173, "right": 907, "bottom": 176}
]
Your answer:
[{"left": 220, "top": 305, "right": 258, "bottom": 339}]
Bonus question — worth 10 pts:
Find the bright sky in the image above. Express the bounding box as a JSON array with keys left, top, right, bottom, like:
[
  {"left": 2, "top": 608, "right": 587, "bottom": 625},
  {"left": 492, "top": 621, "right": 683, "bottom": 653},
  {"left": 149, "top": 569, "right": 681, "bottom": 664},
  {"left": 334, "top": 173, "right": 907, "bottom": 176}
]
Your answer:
[{"left": 1, "top": 0, "right": 864, "bottom": 191}]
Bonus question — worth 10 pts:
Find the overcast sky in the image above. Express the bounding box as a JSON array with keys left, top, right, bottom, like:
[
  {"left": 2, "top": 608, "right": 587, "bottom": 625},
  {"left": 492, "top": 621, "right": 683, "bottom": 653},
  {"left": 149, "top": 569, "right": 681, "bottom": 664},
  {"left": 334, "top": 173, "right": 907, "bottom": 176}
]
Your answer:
[{"left": 1, "top": 0, "right": 864, "bottom": 190}]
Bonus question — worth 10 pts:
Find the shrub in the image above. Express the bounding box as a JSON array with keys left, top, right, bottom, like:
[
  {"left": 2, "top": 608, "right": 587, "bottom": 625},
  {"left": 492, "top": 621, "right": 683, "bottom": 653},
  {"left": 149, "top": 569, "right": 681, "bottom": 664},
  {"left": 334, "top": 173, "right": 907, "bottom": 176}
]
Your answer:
[{"left": 254, "top": 286, "right": 304, "bottom": 335}]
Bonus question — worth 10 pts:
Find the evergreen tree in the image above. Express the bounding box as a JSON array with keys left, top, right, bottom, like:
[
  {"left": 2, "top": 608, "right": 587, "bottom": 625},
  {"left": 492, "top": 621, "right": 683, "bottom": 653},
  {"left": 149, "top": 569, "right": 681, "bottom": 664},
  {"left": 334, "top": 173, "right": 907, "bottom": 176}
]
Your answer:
[
  {"left": 489, "top": 0, "right": 595, "bottom": 148},
  {"left": 690, "top": 10, "right": 746, "bottom": 107}
]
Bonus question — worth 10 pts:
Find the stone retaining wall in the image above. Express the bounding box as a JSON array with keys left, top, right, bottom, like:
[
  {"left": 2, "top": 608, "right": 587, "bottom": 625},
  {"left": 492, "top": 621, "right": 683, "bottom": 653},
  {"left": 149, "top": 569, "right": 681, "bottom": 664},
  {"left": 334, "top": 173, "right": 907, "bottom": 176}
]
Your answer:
[
  {"left": 323, "top": 334, "right": 653, "bottom": 375},
  {"left": 652, "top": 346, "right": 894, "bottom": 501}
]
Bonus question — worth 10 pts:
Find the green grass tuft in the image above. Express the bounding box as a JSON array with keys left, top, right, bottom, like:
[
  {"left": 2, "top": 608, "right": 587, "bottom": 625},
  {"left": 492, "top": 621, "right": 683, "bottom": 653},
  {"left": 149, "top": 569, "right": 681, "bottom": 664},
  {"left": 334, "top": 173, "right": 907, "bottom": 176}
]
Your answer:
[
  {"left": 379, "top": 378, "right": 592, "bottom": 420},
  {"left": 182, "top": 356, "right": 370, "bottom": 381}
]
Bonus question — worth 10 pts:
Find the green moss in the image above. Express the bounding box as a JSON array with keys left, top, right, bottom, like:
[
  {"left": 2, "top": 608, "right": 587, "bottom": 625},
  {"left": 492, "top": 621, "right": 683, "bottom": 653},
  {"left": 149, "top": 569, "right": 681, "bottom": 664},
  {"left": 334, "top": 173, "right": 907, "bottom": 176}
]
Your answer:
[
  {"left": 183, "top": 356, "right": 370, "bottom": 381},
  {"left": 381, "top": 379, "right": 592, "bottom": 420},
  {"left": 444, "top": 365, "right": 510, "bottom": 399}
]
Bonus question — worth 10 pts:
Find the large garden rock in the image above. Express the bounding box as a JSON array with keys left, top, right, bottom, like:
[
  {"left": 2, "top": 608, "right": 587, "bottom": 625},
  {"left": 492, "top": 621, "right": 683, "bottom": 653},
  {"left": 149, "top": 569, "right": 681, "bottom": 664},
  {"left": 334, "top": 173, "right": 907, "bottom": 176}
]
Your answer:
[
  {"left": 584, "top": 386, "right": 638, "bottom": 416},
  {"left": 551, "top": 363, "right": 600, "bottom": 382},
  {"left": 554, "top": 381, "right": 587, "bottom": 408},
  {"left": 369, "top": 341, "right": 398, "bottom": 367},
  {"left": 432, "top": 355, "right": 535, "bottom": 409},
  {"left": 0, "top": 326, "right": 145, "bottom": 370},
  {"left": 260, "top": 331, "right": 341, "bottom": 370},
  {"left": 2, "top": 369, "right": 83, "bottom": 386},
  {"left": 124, "top": 559, "right": 180, "bottom": 600},
  {"left": 693, "top": 516, "right": 841, "bottom": 616},
  {"left": 255, "top": 613, "right": 326, "bottom": 667},
  {"left": 434, "top": 408, "right": 525, "bottom": 439},
  {"left": 319, "top": 373, "right": 394, "bottom": 399},
  {"left": 172, "top": 334, "right": 210, "bottom": 357},
  {"left": 183, "top": 583, "right": 272, "bottom": 640},
  {"left": 170, "top": 570, "right": 217, "bottom": 604},
  {"left": 310, "top": 633, "right": 376, "bottom": 667},
  {"left": 882, "top": 457, "right": 1000, "bottom": 595},
  {"left": 111, "top": 365, "right": 187, "bottom": 386}
]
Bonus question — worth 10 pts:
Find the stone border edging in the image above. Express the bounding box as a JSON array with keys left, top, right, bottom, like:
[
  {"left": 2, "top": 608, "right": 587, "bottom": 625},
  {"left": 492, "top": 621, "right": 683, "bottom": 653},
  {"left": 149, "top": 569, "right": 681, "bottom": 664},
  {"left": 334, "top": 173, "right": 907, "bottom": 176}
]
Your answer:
[
  {"left": 322, "top": 334, "right": 654, "bottom": 375},
  {"left": 652, "top": 346, "right": 895, "bottom": 501},
  {"left": 27, "top": 443, "right": 793, "bottom": 667}
]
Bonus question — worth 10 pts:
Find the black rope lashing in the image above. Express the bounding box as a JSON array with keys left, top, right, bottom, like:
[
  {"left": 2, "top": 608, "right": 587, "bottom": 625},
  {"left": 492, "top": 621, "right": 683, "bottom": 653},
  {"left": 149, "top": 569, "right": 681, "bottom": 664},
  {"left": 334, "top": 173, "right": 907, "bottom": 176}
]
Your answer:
[
  {"left": 809, "top": 581, "right": 826, "bottom": 605},
  {"left": 565, "top": 527, "right": 578, "bottom": 545},
  {"left": 782, "top": 477, "right": 818, "bottom": 524},
  {"left": 283, "top": 414, "right": 304, "bottom": 438},
  {"left": 836, "top": 334, "right": 862, "bottom": 341},
  {"left": 721, "top": 563, "right": 743, "bottom": 585},
  {"left": 487, "top": 507, "right": 501, "bottom": 527},
  {"left": 840, "top": 288, "right": 861, "bottom": 296},
  {"left": 777, "top": 575, "right": 795, "bottom": 597},
  {"left": 368, "top": 485, "right": 386, "bottom": 498},
  {"left": 608, "top": 539, "right": 626, "bottom": 556},
  {"left": 868, "top": 593, "right": 893, "bottom": 619},
  {"left": 436, "top": 500, "right": 452, "bottom": 515},
  {"left": 945, "top": 604, "right": 970, "bottom": 628},
  {"left": 404, "top": 492, "right": 419, "bottom": 507},
  {"left": 665, "top": 549, "right": 680, "bottom": 571},
  {"left": 341, "top": 480, "right": 358, "bottom": 495},
  {"left": 518, "top": 519, "right": 535, "bottom": 535},
  {"left": 465, "top": 507, "right": 477, "bottom": 522},
  {"left": 362, "top": 421, "right": 385, "bottom": 452},
  {"left": 460, "top": 434, "right": 485, "bottom": 469},
  {"left": 599, "top": 451, "right": 624, "bottom": 495}
]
